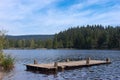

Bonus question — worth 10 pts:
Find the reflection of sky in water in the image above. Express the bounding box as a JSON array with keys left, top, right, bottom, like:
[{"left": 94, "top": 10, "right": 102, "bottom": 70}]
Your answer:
[{"left": 3, "top": 49, "right": 120, "bottom": 80}]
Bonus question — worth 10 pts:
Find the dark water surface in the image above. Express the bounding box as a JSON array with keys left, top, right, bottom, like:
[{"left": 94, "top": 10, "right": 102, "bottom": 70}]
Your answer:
[{"left": 3, "top": 49, "right": 120, "bottom": 80}]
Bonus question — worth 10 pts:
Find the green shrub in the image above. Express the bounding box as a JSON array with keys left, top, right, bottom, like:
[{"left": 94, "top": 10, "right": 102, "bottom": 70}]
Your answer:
[
  {"left": 1, "top": 54, "right": 14, "bottom": 71},
  {"left": 0, "top": 52, "right": 4, "bottom": 64},
  {"left": 0, "top": 30, "right": 14, "bottom": 71}
]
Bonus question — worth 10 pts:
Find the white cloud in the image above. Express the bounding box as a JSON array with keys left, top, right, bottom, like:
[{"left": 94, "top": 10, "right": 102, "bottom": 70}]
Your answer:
[{"left": 0, "top": 0, "right": 120, "bottom": 35}]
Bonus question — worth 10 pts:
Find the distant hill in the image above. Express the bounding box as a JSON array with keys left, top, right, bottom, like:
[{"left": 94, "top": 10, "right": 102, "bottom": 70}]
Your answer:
[{"left": 6, "top": 35, "right": 54, "bottom": 40}]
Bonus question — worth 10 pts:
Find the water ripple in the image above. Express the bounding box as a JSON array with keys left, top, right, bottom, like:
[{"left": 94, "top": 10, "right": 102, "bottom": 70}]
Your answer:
[{"left": 3, "top": 49, "right": 120, "bottom": 80}]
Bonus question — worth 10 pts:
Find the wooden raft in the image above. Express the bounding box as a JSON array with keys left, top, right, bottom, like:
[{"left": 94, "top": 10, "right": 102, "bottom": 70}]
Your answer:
[{"left": 26, "top": 58, "right": 111, "bottom": 74}]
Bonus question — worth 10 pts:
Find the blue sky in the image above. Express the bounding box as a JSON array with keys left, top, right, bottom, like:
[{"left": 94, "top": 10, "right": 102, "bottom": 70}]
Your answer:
[{"left": 0, "top": 0, "right": 120, "bottom": 35}]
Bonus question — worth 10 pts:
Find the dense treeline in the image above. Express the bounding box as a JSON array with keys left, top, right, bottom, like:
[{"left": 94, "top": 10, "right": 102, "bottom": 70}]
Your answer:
[
  {"left": 4, "top": 39, "right": 54, "bottom": 49},
  {"left": 3, "top": 25, "right": 120, "bottom": 49},
  {"left": 55, "top": 25, "right": 120, "bottom": 49}
]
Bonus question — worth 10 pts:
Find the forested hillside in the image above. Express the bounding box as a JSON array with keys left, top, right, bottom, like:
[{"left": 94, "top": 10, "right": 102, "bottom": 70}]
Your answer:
[
  {"left": 54, "top": 25, "right": 120, "bottom": 49},
  {"left": 6, "top": 35, "right": 54, "bottom": 40},
  {"left": 4, "top": 25, "right": 120, "bottom": 49},
  {"left": 4, "top": 35, "right": 54, "bottom": 49}
]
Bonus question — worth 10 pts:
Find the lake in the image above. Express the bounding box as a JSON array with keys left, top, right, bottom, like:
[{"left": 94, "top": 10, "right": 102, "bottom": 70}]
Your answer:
[{"left": 2, "top": 49, "right": 120, "bottom": 80}]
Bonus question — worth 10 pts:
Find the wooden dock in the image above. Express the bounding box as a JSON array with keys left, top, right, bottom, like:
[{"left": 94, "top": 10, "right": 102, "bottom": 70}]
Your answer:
[{"left": 26, "top": 58, "right": 111, "bottom": 74}]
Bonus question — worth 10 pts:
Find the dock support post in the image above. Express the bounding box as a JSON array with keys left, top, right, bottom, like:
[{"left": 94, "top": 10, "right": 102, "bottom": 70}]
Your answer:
[
  {"left": 86, "top": 57, "right": 90, "bottom": 65},
  {"left": 106, "top": 58, "right": 110, "bottom": 63},
  {"left": 54, "top": 62, "right": 58, "bottom": 67},
  {"left": 66, "top": 59, "right": 70, "bottom": 62},
  {"left": 62, "top": 66, "right": 64, "bottom": 72},
  {"left": 34, "top": 59, "right": 38, "bottom": 64},
  {"left": 60, "top": 66, "right": 64, "bottom": 72},
  {"left": 54, "top": 62, "right": 58, "bottom": 73}
]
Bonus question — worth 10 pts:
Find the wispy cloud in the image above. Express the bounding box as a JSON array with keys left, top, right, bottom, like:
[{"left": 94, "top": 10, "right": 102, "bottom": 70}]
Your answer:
[{"left": 0, "top": 0, "right": 120, "bottom": 35}]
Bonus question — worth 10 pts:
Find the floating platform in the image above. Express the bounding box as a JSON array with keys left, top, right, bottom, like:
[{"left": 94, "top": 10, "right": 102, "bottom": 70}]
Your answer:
[{"left": 26, "top": 58, "right": 111, "bottom": 74}]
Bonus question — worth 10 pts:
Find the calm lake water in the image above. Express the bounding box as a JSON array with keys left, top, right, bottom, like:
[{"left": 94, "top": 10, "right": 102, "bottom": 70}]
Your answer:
[{"left": 2, "top": 49, "right": 120, "bottom": 80}]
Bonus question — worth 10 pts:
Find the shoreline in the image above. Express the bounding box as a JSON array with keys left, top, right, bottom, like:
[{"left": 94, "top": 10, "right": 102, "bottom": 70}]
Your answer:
[
  {"left": 3, "top": 48, "right": 120, "bottom": 50},
  {"left": 0, "top": 66, "right": 4, "bottom": 80}
]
